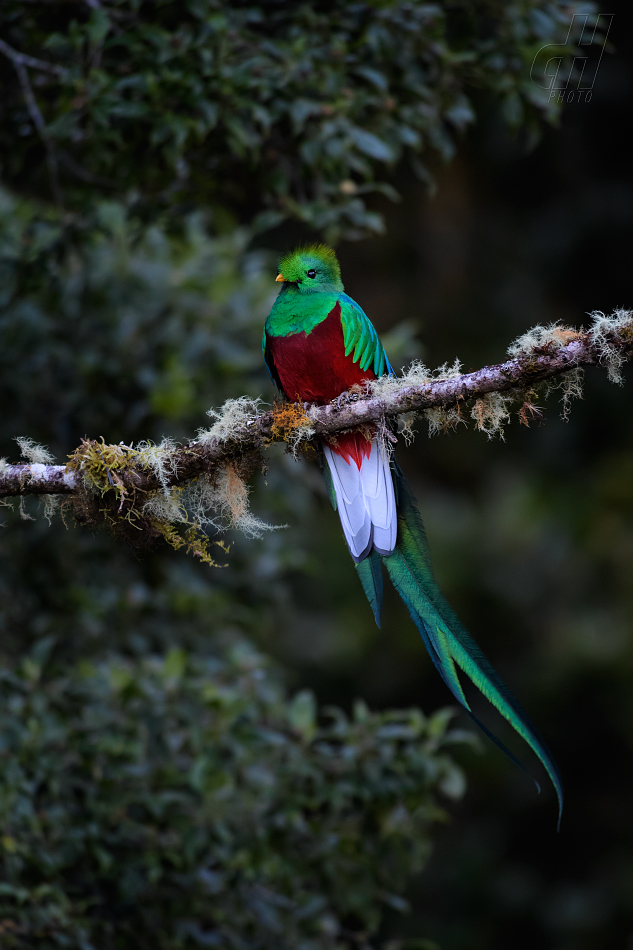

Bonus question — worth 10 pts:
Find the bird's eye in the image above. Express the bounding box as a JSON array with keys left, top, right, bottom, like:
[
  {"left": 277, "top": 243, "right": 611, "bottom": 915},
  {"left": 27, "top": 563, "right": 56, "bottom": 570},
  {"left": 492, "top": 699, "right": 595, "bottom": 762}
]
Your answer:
[{"left": 307, "top": 269, "right": 316, "bottom": 279}]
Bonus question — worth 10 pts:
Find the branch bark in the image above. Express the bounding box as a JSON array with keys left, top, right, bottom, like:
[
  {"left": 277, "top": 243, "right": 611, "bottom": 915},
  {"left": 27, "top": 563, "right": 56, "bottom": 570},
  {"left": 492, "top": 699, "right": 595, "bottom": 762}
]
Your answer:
[
  {"left": 0, "top": 37, "right": 65, "bottom": 208},
  {"left": 1, "top": 317, "right": 631, "bottom": 500}
]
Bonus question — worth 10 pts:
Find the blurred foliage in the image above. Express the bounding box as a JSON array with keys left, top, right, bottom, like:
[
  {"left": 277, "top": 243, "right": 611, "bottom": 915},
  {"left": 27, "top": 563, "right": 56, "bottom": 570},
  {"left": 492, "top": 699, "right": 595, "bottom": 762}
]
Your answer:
[
  {"left": 0, "top": 185, "right": 281, "bottom": 667},
  {"left": 0, "top": 0, "right": 598, "bottom": 238},
  {"left": 0, "top": 641, "right": 469, "bottom": 948},
  {"left": 0, "top": 188, "right": 274, "bottom": 446}
]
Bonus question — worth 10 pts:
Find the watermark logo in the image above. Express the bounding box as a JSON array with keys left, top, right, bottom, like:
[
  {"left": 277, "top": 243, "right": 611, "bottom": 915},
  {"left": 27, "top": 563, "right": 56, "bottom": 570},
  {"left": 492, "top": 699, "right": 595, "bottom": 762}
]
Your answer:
[{"left": 530, "top": 13, "right": 613, "bottom": 105}]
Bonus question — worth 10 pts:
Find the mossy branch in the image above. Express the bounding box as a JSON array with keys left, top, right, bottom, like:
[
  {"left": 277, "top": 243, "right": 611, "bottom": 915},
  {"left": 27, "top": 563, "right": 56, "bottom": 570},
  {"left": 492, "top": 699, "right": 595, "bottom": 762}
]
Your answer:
[{"left": 1, "top": 310, "right": 631, "bottom": 555}]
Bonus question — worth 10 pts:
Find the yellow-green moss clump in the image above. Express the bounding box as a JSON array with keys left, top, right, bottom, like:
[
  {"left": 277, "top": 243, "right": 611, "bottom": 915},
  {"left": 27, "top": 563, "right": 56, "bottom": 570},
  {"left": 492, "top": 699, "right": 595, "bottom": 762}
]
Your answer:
[{"left": 64, "top": 437, "right": 275, "bottom": 566}]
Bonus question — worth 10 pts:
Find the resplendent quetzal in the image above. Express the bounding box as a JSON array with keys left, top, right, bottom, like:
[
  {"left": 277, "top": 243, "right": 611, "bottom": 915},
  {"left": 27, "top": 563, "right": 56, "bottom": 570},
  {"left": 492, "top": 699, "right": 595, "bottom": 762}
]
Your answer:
[{"left": 263, "top": 244, "right": 563, "bottom": 824}]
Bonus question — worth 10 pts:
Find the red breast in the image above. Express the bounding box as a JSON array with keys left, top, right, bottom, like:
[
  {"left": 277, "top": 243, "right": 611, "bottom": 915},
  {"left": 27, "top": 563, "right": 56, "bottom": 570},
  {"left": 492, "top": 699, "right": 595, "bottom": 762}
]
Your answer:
[{"left": 267, "top": 302, "right": 375, "bottom": 468}]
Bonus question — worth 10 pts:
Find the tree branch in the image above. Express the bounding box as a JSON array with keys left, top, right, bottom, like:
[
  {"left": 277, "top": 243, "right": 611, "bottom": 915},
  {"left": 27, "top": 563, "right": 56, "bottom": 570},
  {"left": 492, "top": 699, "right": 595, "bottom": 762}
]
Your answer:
[
  {"left": 1, "top": 313, "right": 632, "bottom": 504},
  {"left": 0, "top": 38, "right": 67, "bottom": 77},
  {"left": 0, "top": 37, "right": 65, "bottom": 208}
]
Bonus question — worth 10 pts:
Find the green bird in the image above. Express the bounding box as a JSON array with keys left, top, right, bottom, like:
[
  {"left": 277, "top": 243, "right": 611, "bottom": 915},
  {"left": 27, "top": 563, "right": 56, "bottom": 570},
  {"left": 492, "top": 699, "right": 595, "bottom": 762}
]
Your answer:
[{"left": 263, "top": 243, "right": 563, "bottom": 825}]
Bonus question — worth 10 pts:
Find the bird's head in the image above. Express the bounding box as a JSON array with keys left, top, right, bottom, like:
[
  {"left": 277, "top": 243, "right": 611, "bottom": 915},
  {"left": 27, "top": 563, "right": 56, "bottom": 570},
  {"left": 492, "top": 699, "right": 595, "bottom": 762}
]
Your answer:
[{"left": 275, "top": 244, "right": 344, "bottom": 294}]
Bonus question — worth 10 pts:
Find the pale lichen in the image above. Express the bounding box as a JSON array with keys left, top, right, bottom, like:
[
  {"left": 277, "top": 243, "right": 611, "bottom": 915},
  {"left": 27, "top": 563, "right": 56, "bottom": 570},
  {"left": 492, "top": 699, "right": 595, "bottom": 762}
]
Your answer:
[
  {"left": 4, "top": 444, "right": 59, "bottom": 522},
  {"left": 203, "top": 464, "right": 280, "bottom": 539},
  {"left": 470, "top": 392, "right": 513, "bottom": 439},
  {"left": 41, "top": 494, "right": 60, "bottom": 525},
  {"left": 142, "top": 486, "right": 186, "bottom": 525},
  {"left": 142, "top": 463, "right": 279, "bottom": 541},
  {"left": 507, "top": 322, "right": 581, "bottom": 359},
  {"left": 431, "top": 358, "right": 464, "bottom": 383},
  {"left": 588, "top": 308, "right": 633, "bottom": 384},
  {"left": 198, "top": 396, "right": 264, "bottom": 445},
  {"left": 136, "top": 438, "right": 179, "bottom": 493},
  {"left": 19, "top": 496, "right": 35, "bottom": 521},
  {"left": 1, "top": 460, "right": 15, "bottom": 511},
  {"left": 425, "top": 405, "right": 465, "bottom": 437},
  {"left": 371, "top": 359, "right": 465, "bottom": 440},
  {"left": 508, "top": 321, "right": 589, "bottom": 420},
  {"left": 397, "top": 412, "right": 418, "bottom": 446},
  {"left": 370, "top": 358, "right": 434, "bottom": 399},
  {"left": 507, "top": 311, "right": 633, "bottom": 405},
  {"left": 15, "top": 436, "right": 55, "bottom": 464},
  {"left": 557, "top": 367, "right": 585, "bottom": 420}
]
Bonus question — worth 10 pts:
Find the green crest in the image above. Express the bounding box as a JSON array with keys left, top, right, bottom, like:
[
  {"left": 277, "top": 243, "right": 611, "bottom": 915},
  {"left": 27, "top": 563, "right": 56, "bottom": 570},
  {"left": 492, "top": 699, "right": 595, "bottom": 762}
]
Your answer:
[{"left": 278, "top": 245, "right": 344, "bottom": 293}]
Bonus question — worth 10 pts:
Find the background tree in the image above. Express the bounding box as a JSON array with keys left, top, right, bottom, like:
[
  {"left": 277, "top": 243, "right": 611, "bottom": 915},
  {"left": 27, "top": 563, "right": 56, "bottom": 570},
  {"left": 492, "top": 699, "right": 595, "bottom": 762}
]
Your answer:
[{"left": 3, "top": 1, "right": 633, "bottom": 948}]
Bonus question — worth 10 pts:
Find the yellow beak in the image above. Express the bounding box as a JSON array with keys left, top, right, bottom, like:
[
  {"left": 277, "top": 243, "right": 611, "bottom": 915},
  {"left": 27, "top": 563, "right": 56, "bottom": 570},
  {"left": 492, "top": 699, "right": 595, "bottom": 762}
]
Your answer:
[{"left": 275, "top": 273, "right": 285, "bottom": 282}]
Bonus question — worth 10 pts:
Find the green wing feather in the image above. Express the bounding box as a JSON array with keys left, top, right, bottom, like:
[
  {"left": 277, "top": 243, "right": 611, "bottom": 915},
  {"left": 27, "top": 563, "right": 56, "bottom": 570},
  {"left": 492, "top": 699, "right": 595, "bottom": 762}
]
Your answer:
[
  {"left": 322, "top": 460, "right": 337, "bottom": 511},
  {"left": 355, "top": 552, "right": 384, "bottom": 628},
  {"left": 339, "top": 294, "right": 392, "bottom": 377},
  {"left": 380, "top": 465, "right": 563, "bottom": 827}
]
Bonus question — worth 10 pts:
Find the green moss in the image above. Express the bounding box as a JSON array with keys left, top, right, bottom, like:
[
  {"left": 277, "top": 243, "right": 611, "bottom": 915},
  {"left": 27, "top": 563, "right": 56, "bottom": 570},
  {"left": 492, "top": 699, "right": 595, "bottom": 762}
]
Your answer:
[{"left": 67, "top": 438, "right": 139, "bottom": 500}]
